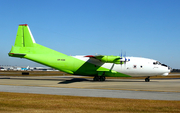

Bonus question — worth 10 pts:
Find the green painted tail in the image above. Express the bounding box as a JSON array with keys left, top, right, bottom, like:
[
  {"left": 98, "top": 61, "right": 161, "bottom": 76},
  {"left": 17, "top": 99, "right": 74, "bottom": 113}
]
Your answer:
[
  {"left": 9, "top": 24, "right": 66, "bottom": 56},
  {"left": 8, "top": 24, "right": 75, "bottom": 74},
  {"left": 14, "top": 24, "right": 35, "bottom": 47}
]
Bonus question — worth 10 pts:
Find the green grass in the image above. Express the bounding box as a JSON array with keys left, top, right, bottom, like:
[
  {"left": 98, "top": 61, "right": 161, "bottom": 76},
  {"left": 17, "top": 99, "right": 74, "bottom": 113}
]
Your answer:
[{"left": 0, "top": 92, "right": 180, "bottom": 113}]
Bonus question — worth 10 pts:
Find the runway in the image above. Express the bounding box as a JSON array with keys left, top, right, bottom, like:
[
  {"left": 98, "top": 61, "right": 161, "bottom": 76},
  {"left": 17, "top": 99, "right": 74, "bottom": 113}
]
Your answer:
[{"left": 0, "top": 75, "right": 180, "bottom": 100}]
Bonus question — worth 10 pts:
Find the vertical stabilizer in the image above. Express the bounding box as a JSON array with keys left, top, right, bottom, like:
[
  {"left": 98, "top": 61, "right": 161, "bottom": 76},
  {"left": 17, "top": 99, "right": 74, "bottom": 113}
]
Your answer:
[
  {"left": 15, "top": 24, "right": 36, "bottom": 47},
  {"left": 9, "top": 24, "right": 74, "bottom": 74}
]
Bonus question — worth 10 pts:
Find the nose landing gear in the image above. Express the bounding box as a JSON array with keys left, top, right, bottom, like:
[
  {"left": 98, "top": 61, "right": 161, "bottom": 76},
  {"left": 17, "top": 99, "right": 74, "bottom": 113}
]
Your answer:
[{"left": 145, "top": 76, "right": 150, "bottom": 82}]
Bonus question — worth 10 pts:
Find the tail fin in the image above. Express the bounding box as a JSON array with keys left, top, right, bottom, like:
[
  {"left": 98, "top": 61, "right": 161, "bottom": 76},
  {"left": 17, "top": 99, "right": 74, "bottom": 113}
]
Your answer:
[
  {"left": 14, "top": 24, "right": 36, "bottom": 47},
  {"left": 9, "top": 24, "right": 67, "bottom": 58},
  {"left": 8, "top": 24, "right": 37, "bottom": 57},
  {"left": 8, "top": 24, "right": 74, "bottom": 74}
]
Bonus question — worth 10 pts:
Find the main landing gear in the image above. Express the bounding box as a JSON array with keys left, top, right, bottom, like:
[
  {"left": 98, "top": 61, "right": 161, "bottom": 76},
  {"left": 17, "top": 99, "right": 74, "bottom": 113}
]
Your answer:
[
  {"left": 145, "top": 76, "right": 150, "bottom": 82},
  {"left": 93, "top": 76, "right": 106, "bottom": 81}
]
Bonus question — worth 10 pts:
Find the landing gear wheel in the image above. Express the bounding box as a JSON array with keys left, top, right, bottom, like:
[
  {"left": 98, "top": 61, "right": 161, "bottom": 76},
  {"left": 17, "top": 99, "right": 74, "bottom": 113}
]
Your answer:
[
  {"left": 93, "top": 76, "right": 100, "bottom": 81},
  {"left": 93, "top": 76, "right": 106, "bottom": 81},
  {"left": 100, "top": 76, "right": 106, "bottom": 81},
  {"left": 145, "top": 77, "right": 150, "bottom": 82}
]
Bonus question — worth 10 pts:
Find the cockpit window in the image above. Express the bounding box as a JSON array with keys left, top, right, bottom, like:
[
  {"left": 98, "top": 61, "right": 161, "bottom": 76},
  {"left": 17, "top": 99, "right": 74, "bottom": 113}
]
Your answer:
[
  {"left": 153, "top": 61, "right": 168, "bottom": 67},
  {"left": 158, "top": 62, "right": 161, "bottom": 65},
  {"left": 153, "top": 61, "right": 161, "bottom": 65}
]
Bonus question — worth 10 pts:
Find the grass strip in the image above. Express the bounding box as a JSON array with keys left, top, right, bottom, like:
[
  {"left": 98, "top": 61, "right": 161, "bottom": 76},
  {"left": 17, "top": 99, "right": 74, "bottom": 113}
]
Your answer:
[{"left": 0, "top": 92, "right": 179, "bottom": 113}]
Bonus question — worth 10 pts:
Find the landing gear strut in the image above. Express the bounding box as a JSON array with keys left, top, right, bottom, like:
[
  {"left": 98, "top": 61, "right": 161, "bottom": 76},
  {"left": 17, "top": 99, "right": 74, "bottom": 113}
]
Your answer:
[
  {"left": 145, "top": 76, "right": 150, "bottom": 82},
  {"left": 93, "top": 76, "right": 106, "bottom": 81}
]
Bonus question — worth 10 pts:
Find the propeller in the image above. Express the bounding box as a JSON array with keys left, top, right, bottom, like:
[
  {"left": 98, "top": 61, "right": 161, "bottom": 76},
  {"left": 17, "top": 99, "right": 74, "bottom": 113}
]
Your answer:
[
  {"left": 120, "top": 50, "right": 123, "bottom": 65},
  {"left": 120, "top": 51, "right": 130, "bottom": 65},
  {"left": 124, "top": 51, "right": 127, "bottom": 64}
]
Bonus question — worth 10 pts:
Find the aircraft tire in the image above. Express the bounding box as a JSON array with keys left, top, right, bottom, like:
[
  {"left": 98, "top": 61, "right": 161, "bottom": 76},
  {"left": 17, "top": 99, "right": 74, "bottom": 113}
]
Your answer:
[
  {"left": 145, "top": 78, "right": 150, "bottom": 82},
  {"left": 100, "top": 76, "right": 106, "bottom": 81},
  {"left": 93, "top": 76, "right": 100, "bottom": 81}
]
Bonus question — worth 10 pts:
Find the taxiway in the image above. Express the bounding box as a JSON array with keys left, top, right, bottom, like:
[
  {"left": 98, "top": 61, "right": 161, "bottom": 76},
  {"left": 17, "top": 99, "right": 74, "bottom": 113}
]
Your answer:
[{"left": 0, "top": 75, "right": 180, "bottom": 100}]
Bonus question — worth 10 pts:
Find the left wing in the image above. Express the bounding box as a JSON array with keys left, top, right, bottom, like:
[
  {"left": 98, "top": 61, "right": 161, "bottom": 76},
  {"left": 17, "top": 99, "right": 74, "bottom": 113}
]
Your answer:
[{"left": 85, "top": 55, "right": 121, "bottom": 64}]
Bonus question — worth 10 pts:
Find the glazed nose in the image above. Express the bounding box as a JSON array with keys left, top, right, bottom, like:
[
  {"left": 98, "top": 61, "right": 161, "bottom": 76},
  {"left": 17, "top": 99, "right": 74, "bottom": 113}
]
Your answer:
[{"left": 168, "top": 66, "right": 172, "bottom": 71}]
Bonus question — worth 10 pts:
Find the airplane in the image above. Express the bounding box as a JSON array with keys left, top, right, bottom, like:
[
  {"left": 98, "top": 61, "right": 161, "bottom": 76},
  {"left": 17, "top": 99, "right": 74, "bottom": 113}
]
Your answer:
[
  {"left": 21, "top": 66, "right": 30, "bottom": 71},
  {"left": 8, "top": 24, "right": 171, "bottom": 82}
]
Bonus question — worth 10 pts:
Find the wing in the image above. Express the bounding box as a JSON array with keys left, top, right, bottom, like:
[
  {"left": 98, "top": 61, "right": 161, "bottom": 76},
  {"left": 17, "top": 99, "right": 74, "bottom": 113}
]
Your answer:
[
  {"left": 85, "top": 55, "right": 130, "bottom": 64},
  {"left": 85, "top": 55, "right": 120, "bottom": 64}
]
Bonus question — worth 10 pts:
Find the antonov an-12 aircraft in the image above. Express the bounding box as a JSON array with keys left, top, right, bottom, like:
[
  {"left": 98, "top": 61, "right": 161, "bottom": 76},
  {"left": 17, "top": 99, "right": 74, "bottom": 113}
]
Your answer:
[{"left": 8, "top": 24, "right": 171, "bottom": 82}]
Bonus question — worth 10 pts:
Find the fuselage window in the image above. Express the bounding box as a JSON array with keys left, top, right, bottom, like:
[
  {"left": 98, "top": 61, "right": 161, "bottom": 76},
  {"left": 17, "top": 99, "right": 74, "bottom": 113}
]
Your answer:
[
  {"left": 140, "top": 65, "right": 143, "bottom": 68},
  {"left": 133, "top": 65, "right": 137, "bottom": 68}
]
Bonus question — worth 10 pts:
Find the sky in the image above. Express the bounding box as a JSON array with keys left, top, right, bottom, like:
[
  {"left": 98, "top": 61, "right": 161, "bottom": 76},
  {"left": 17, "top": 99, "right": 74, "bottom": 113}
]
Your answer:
[{"left": 0, "top": 0, "right": 180, "bottom": 69}]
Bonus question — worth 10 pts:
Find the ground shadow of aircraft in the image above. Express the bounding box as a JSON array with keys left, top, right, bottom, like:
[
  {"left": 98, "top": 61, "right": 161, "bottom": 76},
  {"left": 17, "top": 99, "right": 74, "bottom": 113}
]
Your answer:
[
  {"left": 57, "top": 77, "right": 151, "bottom": 84},
  {"left": 58, "top": 78, "right": 90, "bottom": 84}
]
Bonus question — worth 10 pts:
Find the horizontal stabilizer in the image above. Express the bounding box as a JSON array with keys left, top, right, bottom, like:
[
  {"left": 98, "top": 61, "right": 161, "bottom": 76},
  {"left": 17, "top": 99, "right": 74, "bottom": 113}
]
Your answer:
[{"left": 8, "top": 53, "right": 26, "bottom": 58}]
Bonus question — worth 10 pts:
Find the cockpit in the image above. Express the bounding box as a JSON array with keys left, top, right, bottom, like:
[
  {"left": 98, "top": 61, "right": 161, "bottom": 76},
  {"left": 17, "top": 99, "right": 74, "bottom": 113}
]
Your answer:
[
  {"left": 153, "top": 61, "right": 161, "bottom": 65},
  {"left": 153, "top": 61, "right": 171, "bottom": 70}
]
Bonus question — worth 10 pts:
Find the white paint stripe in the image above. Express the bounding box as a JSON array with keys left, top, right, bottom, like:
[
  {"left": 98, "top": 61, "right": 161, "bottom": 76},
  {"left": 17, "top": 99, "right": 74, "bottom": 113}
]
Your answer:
[{"left": 27, "top": 26, "right": 36, "bottom": 43}]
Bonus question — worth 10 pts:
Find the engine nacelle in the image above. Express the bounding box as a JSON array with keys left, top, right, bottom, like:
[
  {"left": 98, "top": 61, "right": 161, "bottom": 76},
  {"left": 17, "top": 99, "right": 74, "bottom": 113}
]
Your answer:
[
  {"left": 85, "top": 55, "right": 130, "bottom": 64},
  {"left": 100, "top": 55, "right": 120, "bottom": 63},
  {"left": 99, "top": 56, "right": 130, "bottom": 64}
]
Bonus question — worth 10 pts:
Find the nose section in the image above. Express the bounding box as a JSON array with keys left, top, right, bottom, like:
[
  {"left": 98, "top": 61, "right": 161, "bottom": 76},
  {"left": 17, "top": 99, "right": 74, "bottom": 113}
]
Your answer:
[
  {"left": 168, "top": 66, "right": 172, "bottom": 72},
  {"left": 161, "top": 66, "right": 171, "bottom": 76},
  {"left": 162, "top": 73, "right": 169, "bottom": 76},
  {"left": 161, "top": 64, "right": 172, "bottom": 72}
]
